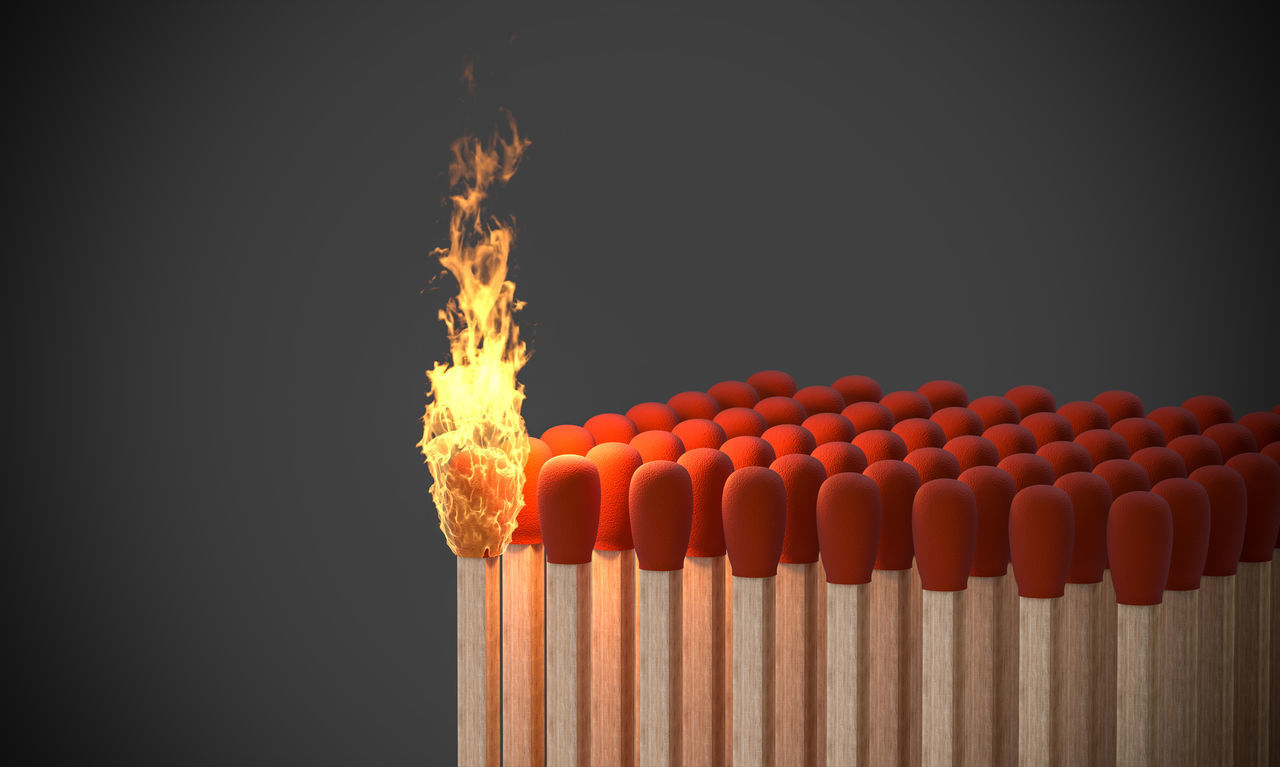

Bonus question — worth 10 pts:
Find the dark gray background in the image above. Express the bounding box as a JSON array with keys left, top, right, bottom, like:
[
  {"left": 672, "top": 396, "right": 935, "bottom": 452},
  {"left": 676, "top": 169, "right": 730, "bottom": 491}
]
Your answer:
[{"left": 7, "top": 1, "right": 1277, "bottom": 764}]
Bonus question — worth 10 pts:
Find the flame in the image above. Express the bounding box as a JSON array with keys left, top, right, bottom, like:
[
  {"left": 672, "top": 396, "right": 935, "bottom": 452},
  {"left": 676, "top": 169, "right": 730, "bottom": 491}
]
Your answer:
[{"left": 419, "top": 110, "right": 532, "bottom": 558}]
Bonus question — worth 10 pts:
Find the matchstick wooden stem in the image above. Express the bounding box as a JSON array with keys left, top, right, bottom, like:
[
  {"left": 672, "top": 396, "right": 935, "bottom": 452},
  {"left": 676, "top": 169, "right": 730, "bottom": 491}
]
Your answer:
[
  {"left": 870, "top": 568, "right": 912, "bottom": 767},
  {"left": 1018, "top": 596, "right": 1060, "bottom": 767},
  {"left": 1234, "top": 560, "right": 1271, "bottom": 767},
  {"left": 1097, "top": 569, "right": 1118, "bottom": 767},
  {"left": 922, "top": 589, "right": 965, "bottom": 767},
  {"left": 1197, "top": 574, "right": 1236, "bottom": 767},
  {"left": 546, "top": 561, "right": 591, "bottom": 767},
  {"left": 682, "top": 556, "right": 728, "bottom": 767},
  {"left": 1273, "top": 552, "right": 1280, "bottom": 767},
  {"left": 827, "top": 581, "right": 871, "bottom": 767},
  {"left": 1158, "top": 588, "right": 1199, "bottom": 766},
  {"left": 1116, "top": 603, "right": 1159, "bottom": 767},
  {"left": 637, "top": 568, "right": 684, "bottom": 767},
  {"left": 962, "top": 575, "right": 1015, "bottom": 767},
  {"left": 591, "top": 549, "right": 637, "bottom": 767},
  {"left": 733, "top": 576, "right": 777, "bottom": 767},
  {"left": 775, "top": 562, "right": 825, "bottom": 767},
  {"left": 726, "top": 564, "right": 735, "bottom": 767},
  {"left": 502, "top": 544, "right": 545, "bottom": 767},
  {"left": 911, "top": 564, "right": 924, "bottom": 767},
  {"left": 1057, "top": 582, "right": 1100, "bottom": 767},
  {"left": 456, "top": 556, "right": 500, "bottom": 767}
]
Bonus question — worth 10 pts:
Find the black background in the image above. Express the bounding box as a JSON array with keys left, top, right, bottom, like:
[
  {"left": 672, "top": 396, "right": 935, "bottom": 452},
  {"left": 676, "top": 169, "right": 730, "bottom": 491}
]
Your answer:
[{"left": 7, "top": 1, "right": 1278, "bottom": 764}]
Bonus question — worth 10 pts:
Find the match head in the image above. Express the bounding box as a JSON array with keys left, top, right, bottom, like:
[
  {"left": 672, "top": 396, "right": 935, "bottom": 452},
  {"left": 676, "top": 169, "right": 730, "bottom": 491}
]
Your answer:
[
  {"left": 1037, "top": 440, "right": 1094, "bottom": 479},
  {"left": 880, "top": 390, "right": 933, "bottom": 423},
  {"left": 707, "top": 380, "right": 760, "bottom": 410},
  {"left": 629, "top": 461, "right": 693, "bottom": 571},
  {"left": 714, "top": 407, "right": 768, "bottom": 438},
  {"left": 1057, "top": 400, "right": 1111, "bottom": 435},
  {"left": 771, "top": 453, "right": 827, "bottom": 564},
  {"left": 832, "top": 374, "right": 883, "bottom": 405},
  {"left": 1227, "top": 452, "right": 1280, "bottom": 562},
  {"left": 931, "top": 407, "right": 985, "bottom": 441},
  {"left": 817, "top": 473, "right": 882, "bottom": 585},
  {"left": 912, "top": 478, "right": 978, "bottom": 591},
  {"left": 1167, "top": 435, "right": 1224, "bottom": 473},
  {"left": 945, "top": 435, "right": 1000, "bottom": 472},
  {"left": 586, "top": 442, "right": 643, "bottom": 551},
  {"left": 1130, "top": 446, "right": 1188, "bottom": 485},
  {"left": 762, "top": 424, "right": 818, "bottom": 457},
  {"left": 754, "top": 396, "right": 808, "bottom": 427},
  {"left": 1266, "top": 441, "right": 1280, "bottom": 467},
  {"left": 667, "top": 391, "right": 720, "bottom": 422},
  {"left": 1055, "top": 471, "right": 1113, "bottom": 584},
  {"left": 1075, "top": 428, "right": 1131, "bottom": 465},
  {"left": 802, "top": 412, "right": 857, "bottom": 445},
  {"left": 1094, "top": 458, "right": 1151, "bottom": 499},
  {"left": 1152, "top": 478, "right": 1211, "bottom": 591},
  {"left": 842, "top": 401, "right": 895, "bottom": 433},
  {"left": 1147, "top": 406, "right": 1201, "bottom": 442},
  {"left": 678, "top": 448, "right": 734, "bottom": 557},
  {"left": 584, "top": 413, "right": 639, "bottom": 445},
  {"left": 970, "top": 395, "right": 1022, "bottom": 430},
  {"left": 1005, "top": 385, "right": 1056, "bottom": 417},
  {"left": 1093, "top": 390, "right": 1145, "bottom": 424},
  {"left": 1107, "top": 491, "right": 1174, "bottom": 606},
  {"left": 512, "top": 437, "right": 554, "bottom": 545},
  {"left": 1203, "top": 422, "right": 1259, "bottom": 461},
  {"left": 852, "top": 429, "right": 909, "bottom": 464},
  {"left": 1240, "top": 411, "right": 1280, "bottom": 448},
  {"left": 1182, "top": 395, "right": 1234, "bottom": 431},
  {"left": 630, "top": 430, "right": 686, "bottom": 463},
  {"left": 794, "top": 385, "right": 846, "bottom": 416},
  {"left": 998, "top": 453, "right": 1057, "bottom": 492},
  {"left": 1190, "top": 464, "right": 1248, "bottom": 576},
  {"left": 1111, "top": 417, "right": 1166, "bottom": 453},
  {"left": 1021, "top": 412, "right": 1075, "bottom": 449},
  {"left": 747, "top": 369, "right": 798, "bottom": 399},
  {"left": 626, "top": 401, "right": 680, "bottom": 433},
  {"left": 906, "top": 446, "right": 962, "bottom": 483},
  {"left": 541, "top": 424, "right": 596, "bottom": 456},
  {"left": 1009, "top": 485, "right": 1075, "bottom": 599},
  {"left": 864, "top": 459, "right": 922, "bottom": 570},
  {"left": 960, "top": 465, "right": 1017, "bottom": 577},
  {"left": 720, "top": 435, "right": 778, "bottom": 470},
  {"left": 893, "top": 418, "right": 947, "bottom": 451},
  {"left": 983, "top": 423, "right": 1038, "bottom": 461},
  {"left": 722, "top": 466, "right": 787, "bottom": 577},
  {"left": 538, "top": 455, "right": 602, "bottom": 564},
  {"left": 918, "top": 379, "right": 970, "bottom": 411},
  {"left": 672, "top": 418, "right": 727, "bottom": 450},
  {"left": 811, "top": 441, "right": 869, "bottom": 477}
]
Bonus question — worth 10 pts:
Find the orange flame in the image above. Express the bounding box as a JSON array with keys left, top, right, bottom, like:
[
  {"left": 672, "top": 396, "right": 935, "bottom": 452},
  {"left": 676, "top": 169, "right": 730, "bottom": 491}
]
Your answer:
[{"left": 419, "top": 111, "right": 531, "bottom": 558}]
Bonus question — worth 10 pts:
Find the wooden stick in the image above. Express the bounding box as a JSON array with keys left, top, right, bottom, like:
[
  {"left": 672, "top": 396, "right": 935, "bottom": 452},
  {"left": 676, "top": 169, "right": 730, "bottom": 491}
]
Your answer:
[
  {"left": 457, "top": 556, "right": 500, "bottom": 767},
  {"left": 1115, "top": 603, "right": 1159, "bottom": 766},
  {"left": 726, "top": 563, "right": 735, "bottom": 767},
  {"left": 922, "top": 589, "right": 965, "bottom": 767},
  {"left": 1096, "top": 569, "right": 1118, "bottom": 767},
  {"left": 1273, "top": 552, "right": 1280, "bottom": 767},
  {"left": 1057, "top": 582, "right": 1100, "bottom": 767},
  {"left": 733, "top": 575, "right": 777, "bottom": 767},
  {"left": 1235, "top": 560, "right": 1271, "bottom": 767},
  {"left": 827, "top": 581, "right": 871, "bottom": 767},
  {"left": 591, "top": 549, "right": 637, "bottom": 767},
  {"left": 1198, "top": 574, "right": 1235, "bottom": 767},
  {"left": 870, "top": 568, "right": 912, "bottom": 767},
  {"left": 502, "top": 544, "right": 545, "bottom": 767},
  {"left": 1002, "top": 572, "right": 1019, "bottom": 767},
  {"left": 1157, "top": 588, "right": 1199, "bottom": 766},
  {"left": 1018, "top": 596, "right": 1060, "bottom": 767},
  {"left": 682, "top": 555, "right": 728, "bottom": 767},
  {"left": 910, "top": 564, "right": 924, "bottom": 767},
  {"left": 637, "top": 568, "right": 683, "bottom": 767},
  {"left": 546, "top": 560, "right": 591, "bottom": 766},
  {"left": 962, "top": 575, "right": 1015, "bottom": 767},
  {"left": 775, "top": 561, "right": 825, "bottom": 767}
]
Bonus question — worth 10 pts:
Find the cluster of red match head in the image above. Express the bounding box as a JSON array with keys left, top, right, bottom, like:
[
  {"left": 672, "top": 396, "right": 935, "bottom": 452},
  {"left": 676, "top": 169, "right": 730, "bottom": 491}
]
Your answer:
[{"left": 525, "top": 372, "right": 1280, "bottom": 606}]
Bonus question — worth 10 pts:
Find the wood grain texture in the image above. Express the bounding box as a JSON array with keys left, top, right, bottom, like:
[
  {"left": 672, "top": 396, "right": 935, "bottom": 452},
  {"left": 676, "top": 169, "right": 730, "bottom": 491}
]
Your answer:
[
  {"left": 591, "top": 549, "right": 637, "bottom": 767},
  {"left": 502, "top": 544, "right": 545, "bottom": 767},
  {"left": 1001, "top": 571, "right": 1019, "bottom": 767},
  {"left": 546, "top": 562, "right": 591, "bottom": 767},
  {"left": 1116, "top": 603, "right": 1159, "bottom": 767},
  {"left": 922, "top": 589, "right": 965, "bottom": 767},
  {"left": 775, "top": 562, "right": 825, "bottom": 767},
  {"left": 963, "top": 576, "right": 1015, "bottom": 767},
  {"left": 1057, "top": 582, "right": 1099, "bottom": 767},
  {"left": 1198, "top": 574, "right": 1236, "bottom": 767},
  {"left": 910, "top": 564, "right": 924, "bottom": 767},
  {"left": 1158, "top": 588, "right": 1199, "bottom": 766},
  {"left": 638, "top": 568, "right": 683, "bottom": 767},
  {"left": 726, "top": 563, "right": 735, "bottom": 767},
  {"left": 457, "top": 556, "right": 500, "bottom": 767},
  {"left": 827, "top": 582, "right": 871, "bottom": 767},
  {"left": 682, "top": 556, "right": 728, "bottom": 767},
  {"left": 1274, "top": 553, "right": 1280, "bottom": 767},
  {"left": 733, "top": 576, "right": 777, "bottom": 767},
  {"left": 1097, "top": 570, "right": 1118, "bottom": 767},
  {"left": 1019, "top": 596, "right": 1060, "bottom": 767},
  {"left": 1235, "top": 560, "right": 1271, "bottom": 767},
  {"left": 871, "top": 568, "right": 913, "bottom": 767}
]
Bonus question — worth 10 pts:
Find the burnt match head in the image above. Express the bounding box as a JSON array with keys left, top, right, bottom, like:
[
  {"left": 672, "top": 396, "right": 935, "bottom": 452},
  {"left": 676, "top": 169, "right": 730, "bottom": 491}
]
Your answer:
[
  {"left": 1182, "top": 395, "right": 1234, "bottom": 431},
  {"left": 538, "top": 455, "right": 602, "bottom": 565},
  {"left": 707, "top": 380, "right": 760, "bottom": 410},
  {"left": 720, "top": 435, "right": 778, "bottom": 470},
  {"left": 912, "top": 478, "right": 978, "bottom": 591},
  {"left": 1009, "top": 485, "right": 1075, "bottom": 599},
  {"left": 714, "top": 407, "right": 768, "bottom": 439},
  {"left": 629, "top": 461, "right": 693, "bottom": 571},
  {"left": 762, "top": 424, "right": 818, "bottom": 457},
  {"left": 969, "top": 395, "right": 1022, "bottom": 430},
  {"left": 817, "top": 473, "right": 882, "bottom": 585},
  {"left": 541, "top": 424, "right": 596, "bottom": 457},
  {"left": 1204, "top": 423, "right": 1259, "bottom": 461},
  {"left": 1021, "top": 412, "right": 1075, "bottom": 450},
  {"left": 722, "top": 466, "right": 787, "bottom": 577},
  {"left": 906, "top": 446, "right": 962, "bottom": 484},
  {"left": 1147, "top": 406, "right": 1201, "bottom": 442},
  {"left": 584, "top": 413, "right": 639, "bottom": 445},
  {"left": 853, "top": 429, "right": 909, "bottom": 464},
  {"left": 1055, "top": 471, "right": 1113, "bottom": 584},
  {"left": 1130, "top": 446, "right": 1188, "bottom": 486},
  {"left": 630, "top": 430, "right": 686, "bottom": 463},
  {"left": 1057, "top": 400, "right": 1111, "bottom": 435},
  {"left": 983, "top": 423, "right": 1038, "bottom": 461},
  {"left": 747, "top": 369, "right": 798, "bottom": 399},
  {"left": 1075, "top": 428, "right": 1131, "bottom": 465},
  {"left": 626, "top": 401, "right": 680, "bottom": 433},
  {"left": 893, "top": 418, "right": 947, "bottom": 452},
  {"left": 998, "top": 452, "right": 1057, "bottom": 493},
  {"left": 1227, "top": 452, "right": 1280, "bottom": 563},
  {"left": 512, "top": 437, "right": 553, "bottom": 545},
  {"left": 918, "top": 379, "right": 970, "bottom": 411},
  {"left": 772, "top": 453, "right": 827, "bottom": 565},
  {"left": 1005, "top": 385, "right": 1056, "bottom": 417},
  {"left": 1111, "top": 417, "right": 1167, "bottom": 453},
  {"left": 842, "top": 401, "right": 896, "bottom": 433},
  {"left": 1239, "top": 411, "right": 1280, "bottom": 449},
  {"left": 678, "top": 448, "right": 735, "bottom": 558},
  {"left": 1167, "top": 434, "right": 1224, "bottom": 474},
  {"left": 1107, "top": 491, "right": 1174, "bottom": 606},
  {"left": 881, "top": 390, "right": 933, "bottom": 423},
  {"left": 1093, "top": 390, "right": 1145, "bottom": 424},
  {"left": 803, "top": 412, "right": 857, "bottom": 445},
  {"left": 794, "top": 385, "right": 846, "bottom": 416},
  {"left": 1037, "top": 441, "right": 1094, "bottom": 480},
  {"left": 1190, "top": 465, "right": 1248, "bottom": 576},
  {"left": 1093, "top": 458, "right": 1151, "bottom": 500},
  {"left": 1152, "top": 478, "right": 1211, "bottom": 591},
  {"left": 667, "top": 391, "right": 720, "bottom": 422},
  {"left": 754, "top": 396, "right": 808, "bottom": 428},
  {"left": 864, "top": 459, "right": 922, "bottom": 571},
  {"left": 931, "top": 407, "right": 985, "bottom": 441},
  {"left": 832, "top": 374, "right": 883, "bottom": 405},
  {"left": 960, "top": 465, "right": 1017, "bottom": 577},
  {"left": 672, "top": 418, "right": 727, "bottom": 450},
  {"left": 811, "top": 441, "right": 869, "bottom": 477},
  {"left": 945, "top": 435, "right": 1000, "bottom": 472},
  {"left": 587, "top": 442, "right": 644, "bottom": 551}
]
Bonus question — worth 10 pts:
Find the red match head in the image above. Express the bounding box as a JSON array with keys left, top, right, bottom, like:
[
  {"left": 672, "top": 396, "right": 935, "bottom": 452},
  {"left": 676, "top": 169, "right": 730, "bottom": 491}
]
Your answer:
[
  {"left": 772, "top": 453, "right": 826, "bottom": 564},
  {"left": 1094, "top": 458, "right": 1151, "bottom": 499},
  {"left": 842, "top": 401, "right": 895, "bottom": 433},
  {"left": 1009, "top": 485, "right": 1075, "bottom": 598},
  {"left": 894, "top": 418, "right": 947, "bottom": 451},
  {"left": 1055, "top": 471, "right": 1112, "bottom": 584},
  {"left": 1005, "top": 385, "right": 1056, "bottom": 417},
  {"left": 1204, "top": 423, "right": 1259, "bottom": 461},
  {"left": 906, "top": 446, "right": 962, "bottom": 484},
  {"left": 1152, "top": 478, "right": 1211, "bottom": 591},
  {"left": 912, "top": 478, "right": 978, "bottom": 591},
  {"left": 1266, "top": 442, "right": 1280, "bottom": 467},
  {"left": 817, "top": 473, "right": 882, "bottom": 585},
  {"left": 998, "top": 453, "right": 1056, "bottom": 492},
  {"left": 1021, "top": 412, "right": 1075, "bottom": 449},
  {"left": 1240, "top": 412, "right": 1280, "bottom": 448},
  {"left": 586, "top": 442, "right": 643, "bottom": 551},
  {"left": 960, "top": 465, "right": 1017, "bottom": 577},
  {"left": 832, "top": 374, "right": 882, "bottom": 405},
  {"left": 881, "top": 390, "right": 933, "bottom": 423},
  {"left": 754, "top": 396, "right": 808, "bottom": 427},
  {"left": 983, "top": 423, "right": 1038, "bottom": 461},
  {"left": 811, "top": 441, "right": 869, "bottom": 477},
  {"left": 748, "top": 369, "right": 798, "bottom": 399},
  {"left": 707, "top": 380, "right": 760, "bottom": 410},
  {"left": 1130, "top": 446, "right": 1187, "bottom": 486},
  {"left": 629, "top": 461, "right": 693, "bottom": 571},
  {"left": 714, "top": 407, "right": 768, "bottom": 439},
  {"left": 1075, "top": 428, "right": 1131, "bottom": 465},
  {"left": 583, "top": 413, "right": 639, "bottom": 445},
  {"left": 630, "top": 430, "right": 685, "bottom": 463},
  {"left": 931, "top": 407, "right": 985, "bottom": 441},
  {"left": 1037, "top": 441, "right": 1093, "bottom": 479},
  {"left": 722, "top": 466, "right": 787, "bottom": 577},
  {"left": 513, "top": 437, "right": 554, "bottom": 545},
  {"left": 1228, "top": 452, "right": 1280, "bottom": 562},
  {"left": 1093, "top": 390, "right": 1145, "bottom": 424},
  {"left": 667, "top": 391, "right": 720, "bottom": 422},
  {"left": 1190, "top": 464, "right": 1248, "bottom": 576},
  {"left": 679, "top": 448, "right": 734, "bottom": 557},
  {"left": 803, "top": 412, "right": 857, "bottom": 445},
  {"left": 762, "top": 424, "right": 818, "bottom": 457},
  {"left": 672, "top": 419, "right": 727, "bottom": 451},
  {"left": 541, "top": 424, "right": 596, "bottom": 457},
  {"left": 794, "top": 385, "right": 846, "bottom": 416},
  {"left": 918, "top": 379, "right": 970, "bottom": 411},
  {"left": 626, "top": 402, "right": 680, "bottom": 433},
  {"left": 720, "top": 435, "right": 778, "bottom": 470},
  {"left": 1111, "top": 417, "right": 1166, "bottom": 453},
  {"left": 1147, "top": 406, "right": 1201, "bottom": 442},
  {"left": 1057, "top": 400, "right": 1111, "bottom": 435},
  {"left": 1107, "top": 491, "right": 1174, "bottom": 606},
  {"left": 852, "top": 429, "right": 909, "bottom": 464},
  {"left": 1182, "top": 395, "right": 1234, "bottom": 431},
  {"left": 970, "top": 395, "right": 1022, "bottom": 430},
  {"left": 864, "top": 459, "right": 922, "bottom": 570},
  {"left": 945, "top": 435, "right": 1000, "bottom": 472},
  {"left": 538, "top": 455, "right": 601, "bottom": 565},
  {"left": 1166, "top": 435, "right": 1223, "bottom": 473}
]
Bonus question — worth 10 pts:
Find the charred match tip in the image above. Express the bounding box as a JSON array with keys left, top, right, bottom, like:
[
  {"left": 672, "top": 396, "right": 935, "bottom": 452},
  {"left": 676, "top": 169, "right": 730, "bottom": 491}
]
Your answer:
[
  {"left": 931, "top": 406, "right": 985, "bottom": 441},
  {"left": 817, "top": 472, "right": 882, "bottom": 585},
  {"left": 754, "top": 396, "right": 808, "bottom": 428},
  {"left": 832, "top": 374, "right": 883, "bottom": 405},
  {"left": 1054, "top": 471, "right": 1113, "bottom": 584},
  {"left": 983, "top": 422, "right": 1038, "bottom": 461},
  {"left": 1107, "top": 491, "right": 1174, "bottom": 606},
  {"left": 667, "top": 390, "right": 720, "bottom": 422},
  {"left": 802, "top": 412, "right": 857, "bottom": 445},
  {"left": 771, "top": 453, "right": 827, "bottom": 565},
  {"left": 913, "top": 478, "right": 978, "bottom": 591},
  {"left": 584, "top": 413, "right": 639, "bottom": 446},
  {"left": 997, "top": 452, "right": 1056, "bottom": 493},
  {"left": 1036, "top": 440, "right": 1093, "bottom": 480},
  {"left": 1227, "top": 452, "right": 1280, "bottom": 563},
  {"left": 1004, "top": 384, "right": 1056, "bottom": 417},
  {"left": 1111, "top": 417, "right": 1167, "bottom": 454},
  {"left": 630, "top": 430, "right": 686, "bottom": 464},
  {"left": 960, "top": 465, "right": 1017, "bottom": 577},
  {"left": 1182, "top": 395, "right": 1234, "bottom": 431},
  {"left": 1203, "top": 422, "right": 1259, "bottom": 461},
  {"left": 762, "top": 423, "right": 818, "bottom": 458},
  {"left": 1093, "top": 389, "right": 1145, "bottom": 424},
  {"left": 970, "top": 395, "right": 1022, "bottom": 430},
  {"left": 811, "top": 441, "right": 869, "bottom": 477},
  {"left": 794, "top": 384, "right": 846, "bottom": 416},
  {"left": 586, "top": 442, "right": 643, "bottom": 552},
  {"left": 1130, "top": 446, "right": 1188, "bottom": 486},
  {"left": 1147, "top": 406, "right": 1201, "bottom": 442},
  {"left": 918, "top": 379, "right": 970, "bottom": 411},
  {"left": 1167, "top": 434, "right": 1224, "bottom": 474},
  {"left": 747, "top": 369, "right": 798, "bottom": 399},
  {"left": 626, "top": 401, "right": 681, "bottom": 433},
  {"left": 541, "top": 424, "right": 597, "bottom": 457},
  {"left": 1075, "top": 428, "right": 1131, "bottom": 465},
  {"left": 880, "top": 390, "right": 933, "bottom": 423},
  {"left": 1152, "top": 478, "right": 1211, "bottom": 591},
  {"left": 722, "top": 466, "right": 787, "bottom": 578},
  {"left": 1094, "top": 458, "right": 1151, "bottom": 500},
  {"left": 864, "top": 459, "right": 922, "bottom": 571},
  {"left": 672, "top": 418, "right": 728, "bottom": 451},
  {"left": 707, "top": 380, "right": 760, "bottom": 410},
  {"left": 905, "top": 446, "right": 962, "bottom": 484},
  {"left": 1190, "top": 465, "right": 1248, "bottom": 576},
  {"left": 1009, "top": 484, "right": 1074, "bottom": 599},
  {"left": 945, "top": 435, "right": 1000, "bottom": 472},
  {"left": 1021, "top": 411, "right": 1075, "bottom": 450},
  {"left": 1057, "top": 400, "right": 1111, "bottom": 435},
  {"left": 714, "top": 407, "right": 769, "bottom": 439},
  {"left": 893, "top": 417, "right": 947, "bottom": 452},
  {"left": 629, "top": 460, "right": 693, "bottom": 571},
  {"left": 852, "top": 429, "right": 909, "bottom": 464},
  {"left": 678, "top": 448, "right": 734, "bottom": 558},
  {"left": 512, "top": 437, "right": 553, "bottom": 545},
  {"left": 1239, "top": 411, "right": 1280, "bottom": 448},
  {"left": 720, "top": 435, "right": 778, "bottom": 471},
  {"left": 538, "top": 455, "right": 602, "bottom": 565},
  {"left": 842, "top": 401, "right": 896, "bottom": 434}
]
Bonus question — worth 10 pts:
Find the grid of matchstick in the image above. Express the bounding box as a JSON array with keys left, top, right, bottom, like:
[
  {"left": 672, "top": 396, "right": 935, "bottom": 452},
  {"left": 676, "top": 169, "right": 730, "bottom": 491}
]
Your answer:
[{"left": 460, "top": 372, "right": 1280, "bottom": 767}]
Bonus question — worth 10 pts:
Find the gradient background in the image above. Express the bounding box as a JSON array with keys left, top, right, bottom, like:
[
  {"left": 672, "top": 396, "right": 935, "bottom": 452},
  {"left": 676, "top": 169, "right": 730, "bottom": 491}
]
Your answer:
[{"left": 8, "top": 1, "right": 1278, "bottom": 764}]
